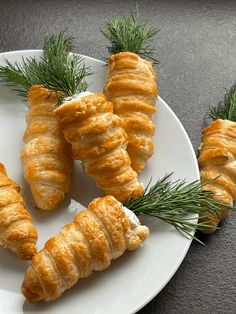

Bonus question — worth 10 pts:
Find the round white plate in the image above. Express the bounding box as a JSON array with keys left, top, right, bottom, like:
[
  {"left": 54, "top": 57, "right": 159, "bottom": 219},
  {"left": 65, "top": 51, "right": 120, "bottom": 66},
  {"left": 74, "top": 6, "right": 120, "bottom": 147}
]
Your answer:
[{"left": 0, "top": 50, "right": 199, "bottom": 314}]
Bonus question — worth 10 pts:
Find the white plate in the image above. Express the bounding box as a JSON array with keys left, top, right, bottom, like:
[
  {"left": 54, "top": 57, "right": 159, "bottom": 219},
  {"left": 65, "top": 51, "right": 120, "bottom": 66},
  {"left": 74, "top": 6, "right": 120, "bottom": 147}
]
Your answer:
[{"left": 0, "top": 50, "right": 199, "bottom": 314}]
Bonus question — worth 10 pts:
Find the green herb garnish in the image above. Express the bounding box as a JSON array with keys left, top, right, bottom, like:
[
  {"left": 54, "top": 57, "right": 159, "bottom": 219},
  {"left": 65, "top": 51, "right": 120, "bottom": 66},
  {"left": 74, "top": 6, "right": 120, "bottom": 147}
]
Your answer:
[
  {"left": 0, "top": 32, "right": 91, "bottom": 99},
  {"left": 206, "top": 83, "right": 236, "bottom": 121},
  {"left": 102, "top": 11, "right": 159, "bottom": 64},
  {"left": 126, "top": 174, "right": 234, "bottom": 243}
]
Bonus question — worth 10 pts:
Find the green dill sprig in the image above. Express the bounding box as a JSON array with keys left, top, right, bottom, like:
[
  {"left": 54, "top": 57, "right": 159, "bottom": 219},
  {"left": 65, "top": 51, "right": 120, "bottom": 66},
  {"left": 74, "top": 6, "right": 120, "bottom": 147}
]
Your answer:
[
  {"left": 40, "top": 33, "right": 91, "bottom": 97},
  {"left": 206, "top": 83, "right": 236, "bottom": 121},
  {"left": 125, "top": 174, "right": 234, "bottom": 243},
  {"left": 0, "top": 32, "right": 92, "bottom": 99},
  {"left": 102, "top": 11, "right": 159, "bottom": 64},
  {"left": 0, "top": 57, "right": 43, "bottom": 98}
]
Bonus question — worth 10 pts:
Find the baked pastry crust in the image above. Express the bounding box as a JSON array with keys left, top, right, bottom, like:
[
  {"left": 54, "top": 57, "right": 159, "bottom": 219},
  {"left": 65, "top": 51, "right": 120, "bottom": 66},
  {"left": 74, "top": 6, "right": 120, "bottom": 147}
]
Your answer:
[
  {"left": 21, "top": 195, "right": 149, "bottom": 302},
  {"left": 0, "top": 162, "right": 37, "bottom": 259},
  {"left": 198, "top": 119, "right": 236, "bottom": 233},
  {"left": 54, "top": 93, "right": 144, "bottom": 203},
  {"left": 21, "top": 85, "right": 73, "bottom": 210},
  {"left": 104, "top": 52, "right": 158, "bottom": 173}
]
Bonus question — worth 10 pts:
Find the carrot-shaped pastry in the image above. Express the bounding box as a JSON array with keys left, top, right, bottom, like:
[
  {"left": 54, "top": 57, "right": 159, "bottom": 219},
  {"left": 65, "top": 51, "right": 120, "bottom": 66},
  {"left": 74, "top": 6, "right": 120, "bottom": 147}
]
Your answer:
[
  {"left": 21, "top": 195, "right": 149, "bottom": 302},
  {"left": 21, "top": 85, "right": 73, "bottom": 210},
  {"left": 54, "top": 92, "right": 144, "bottom": 203},
  {"left": 21, "top": 175, "right": 235, "bottom": 303},
  {"left": 198, "top": 83, "right": 236, "bottom": 233},
  {"left": 0, "top": 34, "right": 90, "bottom": 210},
  {"left": 102, "top": 13, "right": 159, "bottom": 173},
  {"left": 0, "top": 162, "right": 37, "bottom": 259}
]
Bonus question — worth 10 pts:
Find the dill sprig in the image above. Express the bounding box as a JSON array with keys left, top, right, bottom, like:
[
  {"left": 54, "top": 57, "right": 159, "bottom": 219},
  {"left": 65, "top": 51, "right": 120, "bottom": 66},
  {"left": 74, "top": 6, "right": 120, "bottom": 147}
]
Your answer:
[
  {"left": 0, "top": 32, "right": 91, "bottom": 99},
  {"left": 102, "top": 11, "right": 159, "bottom": 64},
  {"left": 126, "top": 174, "right": 234, "bottom": 243},
  {"left": 0, "top": 57, "right": 44, "bottom": 98},
  {"left": 40, "top": 33, "right": 91, "bottom": 97},
  {"left": 206, "top": 83, "right": 236, "bottom": 121}
]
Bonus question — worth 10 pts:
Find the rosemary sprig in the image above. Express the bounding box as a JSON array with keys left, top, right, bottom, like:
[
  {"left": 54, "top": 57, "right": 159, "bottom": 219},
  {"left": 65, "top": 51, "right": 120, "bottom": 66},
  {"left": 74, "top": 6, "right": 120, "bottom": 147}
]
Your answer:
[
  {"left": 126, "top": 174, "right": 235, "bottom": 243},
  {"left": 102, "top": 11, "right": 159, "bottom": 64},
  {"left": 206, "top": 83, "right": 236, "bottom": 121},
  {"left": 0, "top": 32, "right": 91, "bottom": 99}
]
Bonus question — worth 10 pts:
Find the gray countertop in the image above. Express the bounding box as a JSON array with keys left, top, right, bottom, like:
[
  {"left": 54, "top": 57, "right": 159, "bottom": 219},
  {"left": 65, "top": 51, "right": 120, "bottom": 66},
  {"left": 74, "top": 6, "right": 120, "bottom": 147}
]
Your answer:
[{"left": 1, "top": 0, "right": 236, "bottom": 313}]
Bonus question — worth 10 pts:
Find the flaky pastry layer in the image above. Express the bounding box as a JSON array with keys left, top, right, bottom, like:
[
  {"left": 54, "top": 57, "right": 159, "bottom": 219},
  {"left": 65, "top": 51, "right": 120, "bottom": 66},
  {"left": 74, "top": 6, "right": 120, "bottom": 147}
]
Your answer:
[
  {"left": 21, "top": 86, "right": 73, "bottom": 210},
  {"left": 21, "top": 195, "right": 149, "bottom": 302},
  {"left": 0, "top": 162, "right": 37, "bottom": 259},
  {"left": 104, "top": 52, "right": 158, "bottom": 173},
  {"left": 54, "top": 93, "right": 143, "bottom": 202},
  {"left": 198, "top": 119, "right": 236, "bottom": 233}
]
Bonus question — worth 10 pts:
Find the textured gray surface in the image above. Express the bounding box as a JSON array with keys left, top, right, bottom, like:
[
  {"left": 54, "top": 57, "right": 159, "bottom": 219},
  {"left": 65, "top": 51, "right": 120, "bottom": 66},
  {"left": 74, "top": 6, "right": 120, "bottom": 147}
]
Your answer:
[{"left": 1, "top": 0, "right": 236, "bottom": 313}]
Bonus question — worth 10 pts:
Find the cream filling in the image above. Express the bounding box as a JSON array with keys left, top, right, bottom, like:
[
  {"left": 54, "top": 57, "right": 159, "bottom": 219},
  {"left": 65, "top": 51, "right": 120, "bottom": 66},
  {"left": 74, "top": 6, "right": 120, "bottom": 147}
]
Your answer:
[
  {"left": 120, "top": 204, "right": 140, "bottom": 228},
  {"left": 63, "top": 91, "right": 92, "bottom": 102}
]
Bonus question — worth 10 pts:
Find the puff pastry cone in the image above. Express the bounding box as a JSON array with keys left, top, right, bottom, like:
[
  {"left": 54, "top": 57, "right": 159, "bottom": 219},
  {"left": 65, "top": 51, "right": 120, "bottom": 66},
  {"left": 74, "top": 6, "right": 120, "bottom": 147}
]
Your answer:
[
  {"left": 21, "top": 195, "right": 149, "bottom": 303},
  {"left": 104, "top": 52, "right": 158, "bottom": 174},
  {"left": 21, "top": 85, "right": 73, "bottom": 210},
  {"left": 0, "top": 162, "right": 37, "bottom": 259},
  {"left": 54, "top": 93, "right": 144, "bottom": 203},
  {"left": 198, "top": 119, "right": 236, "bottom": 234}
]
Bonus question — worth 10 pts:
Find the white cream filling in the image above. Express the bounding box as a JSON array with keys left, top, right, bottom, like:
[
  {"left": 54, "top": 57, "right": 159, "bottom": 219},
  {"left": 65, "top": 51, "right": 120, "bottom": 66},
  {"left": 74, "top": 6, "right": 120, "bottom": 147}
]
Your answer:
[
  {"left": 63, "top": 91, "right": 92, "bottom": 102},
  {"left": 120, "top": 204, "right": 140, "bottom": 228}
]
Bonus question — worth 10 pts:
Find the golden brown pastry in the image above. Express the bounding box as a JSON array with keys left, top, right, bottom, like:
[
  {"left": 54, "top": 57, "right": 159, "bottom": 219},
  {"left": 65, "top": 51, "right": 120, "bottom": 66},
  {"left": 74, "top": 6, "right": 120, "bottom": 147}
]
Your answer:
[
  {"left": 54, "top": 93, "right": 144, "bottom": 203},
  {"left": 21, "top": 195, "right": 149, "bottom": 303},
  {"left": 198, "top": 119, "right": 236, "bottom": 233},
  {"left": 104, "top": 52, "right": 158, "bottom": 173},
  {"left": 0, "top": 162, "right": 37, "bottom": 259},
  {"left": 21, "top": 85, "right": 73, "bottom": 210}
]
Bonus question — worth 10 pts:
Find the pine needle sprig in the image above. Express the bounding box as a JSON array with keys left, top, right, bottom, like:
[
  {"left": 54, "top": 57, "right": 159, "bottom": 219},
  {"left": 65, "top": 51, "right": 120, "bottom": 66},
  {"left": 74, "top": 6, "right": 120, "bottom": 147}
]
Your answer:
[
  {"left": 206, "top": 83, "right": 236, "bottom": 121},
  {"left": 102, "top": 11, "right": 159, "bottom": 64},
  {"left": 0, "top": 32, "right": 92, "bottom": 99},
  {"left": 125, "top": 174, "right": 235, "bottom": 243}
]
